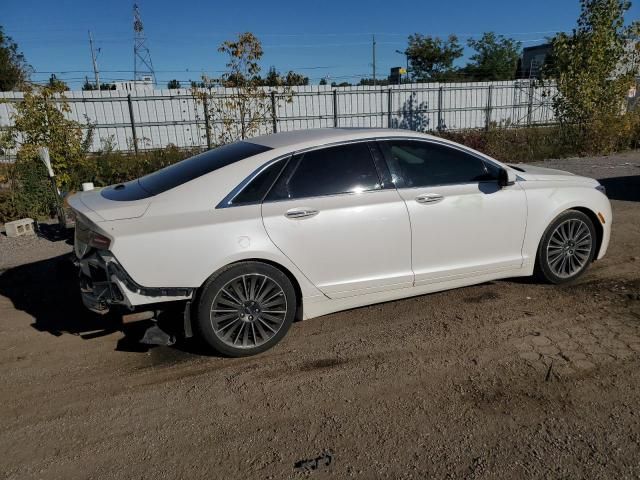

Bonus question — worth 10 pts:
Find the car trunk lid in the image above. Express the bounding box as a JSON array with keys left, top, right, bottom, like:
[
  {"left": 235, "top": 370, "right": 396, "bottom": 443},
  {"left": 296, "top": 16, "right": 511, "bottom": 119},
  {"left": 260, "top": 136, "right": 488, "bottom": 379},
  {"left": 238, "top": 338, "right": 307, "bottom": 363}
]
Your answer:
[{"left": 68, "top": 180, "right": 153, "bottom": 222}]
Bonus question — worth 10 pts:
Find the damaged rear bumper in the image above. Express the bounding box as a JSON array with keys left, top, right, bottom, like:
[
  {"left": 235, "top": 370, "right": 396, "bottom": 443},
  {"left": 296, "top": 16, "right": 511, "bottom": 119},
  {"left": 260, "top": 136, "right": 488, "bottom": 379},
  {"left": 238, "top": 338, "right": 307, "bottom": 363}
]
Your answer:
[{"left": 76, "top": 251, "right": 194, "bottom": 314}]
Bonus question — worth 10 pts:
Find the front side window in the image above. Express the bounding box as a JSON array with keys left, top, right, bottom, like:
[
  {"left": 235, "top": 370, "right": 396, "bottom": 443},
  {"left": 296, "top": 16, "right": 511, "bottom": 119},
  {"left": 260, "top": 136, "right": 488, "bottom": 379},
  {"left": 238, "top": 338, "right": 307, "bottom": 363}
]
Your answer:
[
  {"left": 267, "top": 142, "right": 381, "bottom": 201},
  {"left": 378, "top": 140, "right": 495, "bottom": 188}
]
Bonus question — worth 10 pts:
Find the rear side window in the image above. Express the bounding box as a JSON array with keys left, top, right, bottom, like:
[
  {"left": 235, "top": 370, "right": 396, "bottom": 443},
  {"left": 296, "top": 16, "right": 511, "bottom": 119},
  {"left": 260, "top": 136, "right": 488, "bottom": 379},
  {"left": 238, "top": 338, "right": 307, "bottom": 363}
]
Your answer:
[
  {"left": 137, "top": 141, "right": 271, "bottom": 196},
  {"left": 379, "top": 140, "right": 493, "bottom": 188},
  {"left": 230, "top": 159, "right": 286, "bottom": 205},
  {"left": 266, "top": 143, "right": 381, "bottom": 201}
]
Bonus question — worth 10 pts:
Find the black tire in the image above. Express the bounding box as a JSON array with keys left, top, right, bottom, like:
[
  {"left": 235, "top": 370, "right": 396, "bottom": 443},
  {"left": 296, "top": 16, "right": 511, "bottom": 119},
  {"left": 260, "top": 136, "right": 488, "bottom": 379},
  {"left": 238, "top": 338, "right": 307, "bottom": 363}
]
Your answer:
[
  {"left": 535, "top": 210, "right": 597, "bottom": 284},
  {"left": 196, "top": 261, "right": 296, "bottom": 357}
]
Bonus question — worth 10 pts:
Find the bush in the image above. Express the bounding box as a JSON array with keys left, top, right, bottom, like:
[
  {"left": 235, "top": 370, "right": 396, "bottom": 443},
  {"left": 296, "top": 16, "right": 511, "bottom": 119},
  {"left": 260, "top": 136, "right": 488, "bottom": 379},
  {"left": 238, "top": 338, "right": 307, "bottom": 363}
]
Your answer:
[
  {"left": 68, "top": 144, "right": 202, "bottom": 191},
  {"left": 0, "top": 159, "right": 58, "bottom": 223},
  {"left": 438, "top": 112, "right": 640, "bottom": 163},
  {"left": 0, "top": 189, "right": 18, "bottom": 224}
]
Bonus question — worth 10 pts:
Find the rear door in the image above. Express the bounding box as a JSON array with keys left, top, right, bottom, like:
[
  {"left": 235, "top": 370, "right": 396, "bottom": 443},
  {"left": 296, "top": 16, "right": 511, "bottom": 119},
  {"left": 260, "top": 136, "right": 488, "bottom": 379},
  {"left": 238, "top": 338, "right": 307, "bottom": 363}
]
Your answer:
[{"left": 261, "top": 141, "right": 413, "bottom": 299}]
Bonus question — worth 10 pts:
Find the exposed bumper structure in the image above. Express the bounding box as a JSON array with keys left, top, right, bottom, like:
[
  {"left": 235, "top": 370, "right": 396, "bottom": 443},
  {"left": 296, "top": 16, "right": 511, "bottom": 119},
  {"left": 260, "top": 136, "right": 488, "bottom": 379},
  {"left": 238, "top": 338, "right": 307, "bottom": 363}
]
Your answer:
[{"left": 76, "top": 251, "right": 194, "bottom": 314}]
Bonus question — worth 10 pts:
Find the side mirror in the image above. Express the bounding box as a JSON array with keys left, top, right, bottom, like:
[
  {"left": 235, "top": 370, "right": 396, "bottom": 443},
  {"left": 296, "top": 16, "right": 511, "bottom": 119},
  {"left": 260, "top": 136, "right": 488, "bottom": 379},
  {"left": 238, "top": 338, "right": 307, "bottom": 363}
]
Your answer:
[{"left": 498, "top": 168, "right": 517, "bottom": 188}]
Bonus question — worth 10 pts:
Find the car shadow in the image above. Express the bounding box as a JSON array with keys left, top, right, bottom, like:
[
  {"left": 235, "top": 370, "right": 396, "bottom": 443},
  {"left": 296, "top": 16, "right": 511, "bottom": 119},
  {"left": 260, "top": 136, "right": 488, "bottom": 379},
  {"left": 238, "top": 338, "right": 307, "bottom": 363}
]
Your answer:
[
  {"left": 0, "top": 252, "right": 219, "bottom": 357},
  {"left": 0, "top": 254, "right": 122, "bottom": 337},
  {"left": 598, "top": 175, "right": 640, "bottom": 202}
]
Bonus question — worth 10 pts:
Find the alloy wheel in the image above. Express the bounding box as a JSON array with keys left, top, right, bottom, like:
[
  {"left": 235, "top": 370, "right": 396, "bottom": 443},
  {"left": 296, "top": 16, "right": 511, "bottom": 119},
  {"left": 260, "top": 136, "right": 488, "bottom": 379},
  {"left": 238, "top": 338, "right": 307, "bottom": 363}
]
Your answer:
[
  {"left": 209, "top": 274, "right": 288, "bottom": 349},
  {"left": 546, "top": 218, "right": 593, "bottom": 279}
]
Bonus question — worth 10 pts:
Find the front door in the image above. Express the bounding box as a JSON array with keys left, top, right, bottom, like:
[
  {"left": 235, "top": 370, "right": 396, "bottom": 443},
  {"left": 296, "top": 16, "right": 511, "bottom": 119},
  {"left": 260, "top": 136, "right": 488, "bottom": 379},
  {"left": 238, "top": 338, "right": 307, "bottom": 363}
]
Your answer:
[{"left": 378, "top": 139, "right": 527, "bottom": 285}]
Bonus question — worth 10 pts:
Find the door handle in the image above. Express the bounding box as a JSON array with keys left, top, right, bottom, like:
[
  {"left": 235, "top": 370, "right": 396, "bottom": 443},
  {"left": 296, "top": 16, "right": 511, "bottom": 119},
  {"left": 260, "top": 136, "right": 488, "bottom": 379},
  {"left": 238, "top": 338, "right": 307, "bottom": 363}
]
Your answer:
[
  {"left": 285, "top": 208, "right": 319, "bottom": 219},
  {"left": 415, "top": 193, "right": 444, "bottom": 204}
]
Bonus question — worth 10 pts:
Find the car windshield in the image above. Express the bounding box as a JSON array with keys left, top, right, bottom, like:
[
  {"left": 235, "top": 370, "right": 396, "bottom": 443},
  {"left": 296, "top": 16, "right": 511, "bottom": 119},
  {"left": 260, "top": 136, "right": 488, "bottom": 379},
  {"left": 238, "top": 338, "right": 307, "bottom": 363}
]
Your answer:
[{"left": 138, "top": 141, "right": 272, "bottom": 195}]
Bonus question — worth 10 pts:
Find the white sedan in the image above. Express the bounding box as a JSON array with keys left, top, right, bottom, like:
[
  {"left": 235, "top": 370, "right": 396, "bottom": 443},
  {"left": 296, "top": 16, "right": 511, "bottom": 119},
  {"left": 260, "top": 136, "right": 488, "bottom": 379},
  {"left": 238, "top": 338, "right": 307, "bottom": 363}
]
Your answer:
[{"left": 69, "top": 128, "right": 611, "bottom": 356}]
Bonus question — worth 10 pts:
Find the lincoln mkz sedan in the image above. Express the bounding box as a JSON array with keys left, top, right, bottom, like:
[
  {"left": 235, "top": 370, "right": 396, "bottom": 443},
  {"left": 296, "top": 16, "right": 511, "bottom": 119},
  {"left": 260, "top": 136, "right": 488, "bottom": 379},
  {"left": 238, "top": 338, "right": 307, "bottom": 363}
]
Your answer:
[{"left": 69, "top": 128, "right": 611, "bottom": 356}]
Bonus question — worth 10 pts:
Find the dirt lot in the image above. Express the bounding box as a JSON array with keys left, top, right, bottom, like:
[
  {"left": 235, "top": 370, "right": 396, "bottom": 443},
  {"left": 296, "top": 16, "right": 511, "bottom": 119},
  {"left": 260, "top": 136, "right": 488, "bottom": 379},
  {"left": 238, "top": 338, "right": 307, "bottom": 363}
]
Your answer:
[{"left": 1, "top": 152, "right": 639, "bottom": 479}]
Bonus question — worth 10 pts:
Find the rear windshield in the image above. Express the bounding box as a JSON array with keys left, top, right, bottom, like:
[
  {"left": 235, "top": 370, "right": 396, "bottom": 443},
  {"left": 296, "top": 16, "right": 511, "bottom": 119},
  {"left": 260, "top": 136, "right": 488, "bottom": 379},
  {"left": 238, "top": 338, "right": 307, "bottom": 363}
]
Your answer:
[{"left": 138, "top": 141, "right": 271, "bottom": 195}]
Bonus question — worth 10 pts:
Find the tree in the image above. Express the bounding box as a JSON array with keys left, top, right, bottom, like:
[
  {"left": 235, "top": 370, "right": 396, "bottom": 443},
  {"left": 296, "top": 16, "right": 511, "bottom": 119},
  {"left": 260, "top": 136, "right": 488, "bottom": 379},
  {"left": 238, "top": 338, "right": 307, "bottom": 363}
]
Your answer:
[
  {"left": 167, "top": 79, "right": 181, "bottom": 89},
  {"left": 82, "top": 80, "right": 116, "bottom": 91},
  {"left": 463, "top": 32, "right": 521, "bottom": 81},
  {"left": 547, "top": 0, "right": 639, "bottom": 129},
  {"left": 405, "top": 34, "right": 463, "bottom": 82},
  {"left": 48, "top": 74, "right": 69, "bottom": 91},
  {"left": 0, "top": 26, "right": 31, "bottom": 91},
  {"left": 192, "top": 33, "right": 292, "bottom": 144},
  {"left": 0, "top": 84, "right": 92, "bottom": 194},
  {"left": 284, "top": 71, "right": 309, "bottom": 86},
  {"left": 262, "top": 66, "right": 283, "bottom": 87},
  {"left": 319, "top": 78, "right": 328, "bottom": 86},
  {"left": 359, "top": 77, "right": 390, "bottom": 86},
  {"left": 260, "top": 67, "right": 309, "bottom": 87}
]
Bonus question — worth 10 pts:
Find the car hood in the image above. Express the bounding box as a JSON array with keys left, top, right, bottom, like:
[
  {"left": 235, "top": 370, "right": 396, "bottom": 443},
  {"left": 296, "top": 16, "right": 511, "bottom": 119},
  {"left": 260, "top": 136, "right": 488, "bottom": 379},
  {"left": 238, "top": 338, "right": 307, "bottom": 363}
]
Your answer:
[
  {"left": 510, "top": 164, "right": 596, "bottom": 184},
  {"left": 68, "top": 182, "right": 152, "bottom": 222}
]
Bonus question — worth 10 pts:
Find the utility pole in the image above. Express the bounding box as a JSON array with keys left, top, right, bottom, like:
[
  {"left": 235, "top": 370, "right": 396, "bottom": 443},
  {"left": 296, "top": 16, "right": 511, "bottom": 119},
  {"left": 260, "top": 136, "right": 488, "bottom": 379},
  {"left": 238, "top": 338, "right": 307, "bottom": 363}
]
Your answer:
[
  {"left": 88, "top": 30, "right": 100, "bottom": 91},
  {"left": 372, "top": 34, "right": 377, "bottom": 86}
]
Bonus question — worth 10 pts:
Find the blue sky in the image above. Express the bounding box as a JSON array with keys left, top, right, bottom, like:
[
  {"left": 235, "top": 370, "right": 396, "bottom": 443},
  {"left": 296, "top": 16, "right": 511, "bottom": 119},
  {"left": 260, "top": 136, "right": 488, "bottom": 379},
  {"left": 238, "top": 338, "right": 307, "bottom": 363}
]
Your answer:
[{"left": 4, "top": 0, "right": 639, "bottom": 89}]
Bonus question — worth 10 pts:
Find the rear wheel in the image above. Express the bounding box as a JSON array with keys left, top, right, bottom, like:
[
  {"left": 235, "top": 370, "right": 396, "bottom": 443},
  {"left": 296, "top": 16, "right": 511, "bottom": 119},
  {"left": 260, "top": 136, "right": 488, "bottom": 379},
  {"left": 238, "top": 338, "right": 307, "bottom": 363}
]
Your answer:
[
  {"left": 196, "top": 262, "right": 296, "bottom": 357},
  {"left": 536, "top": 210, "right": 596, "bottom": 284}
]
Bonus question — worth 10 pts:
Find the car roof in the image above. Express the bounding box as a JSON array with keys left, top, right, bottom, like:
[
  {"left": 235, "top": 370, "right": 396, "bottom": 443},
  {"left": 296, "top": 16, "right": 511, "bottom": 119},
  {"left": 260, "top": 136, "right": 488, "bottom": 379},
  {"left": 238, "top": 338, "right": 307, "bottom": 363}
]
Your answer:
[{"left": 247, "top": 128, "right": 439, "bottom": 150}]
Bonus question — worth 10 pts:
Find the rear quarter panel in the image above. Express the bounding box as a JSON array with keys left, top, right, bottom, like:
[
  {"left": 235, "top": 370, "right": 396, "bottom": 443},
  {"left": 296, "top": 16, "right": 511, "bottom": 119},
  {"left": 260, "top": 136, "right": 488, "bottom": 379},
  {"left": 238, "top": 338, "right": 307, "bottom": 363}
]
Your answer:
[{"left": 97, "top": 159, "right": 325, "bottom": 302}]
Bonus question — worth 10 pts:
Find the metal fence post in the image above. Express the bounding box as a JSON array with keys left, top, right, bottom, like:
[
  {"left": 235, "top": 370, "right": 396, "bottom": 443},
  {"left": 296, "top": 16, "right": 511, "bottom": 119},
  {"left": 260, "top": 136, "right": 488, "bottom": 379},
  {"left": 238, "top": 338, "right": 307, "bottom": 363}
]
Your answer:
[
  {"left": 333, "top": 89, "right": 338, "bottom": 128},
  {"left": 485, "top": 85, "right": 493, "bottom": 131},
  {"left": 527, "top": 81, "right": 535, "bottom": 126},
  {"left": 387, "top": 88, "right": 392, "bottom": 128},
  {"left": 127, "top": 94, "right": 139, "bottom": 154},
  {"left": 202, "top": 94, "right": 212, "bottom": 149},
  {"left": 270, "top": 90, "right": 278, "bottom": 133},
  {"left": 437, "top": 86, "right": 444, "bottom": 131}
]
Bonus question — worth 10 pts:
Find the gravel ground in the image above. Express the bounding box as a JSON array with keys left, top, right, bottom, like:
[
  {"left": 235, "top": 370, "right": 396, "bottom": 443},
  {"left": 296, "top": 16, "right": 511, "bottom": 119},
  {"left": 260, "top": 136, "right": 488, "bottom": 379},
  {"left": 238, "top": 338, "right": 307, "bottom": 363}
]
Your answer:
[{"left": 0, "top": 151, "right": 639, "bottom": 479}]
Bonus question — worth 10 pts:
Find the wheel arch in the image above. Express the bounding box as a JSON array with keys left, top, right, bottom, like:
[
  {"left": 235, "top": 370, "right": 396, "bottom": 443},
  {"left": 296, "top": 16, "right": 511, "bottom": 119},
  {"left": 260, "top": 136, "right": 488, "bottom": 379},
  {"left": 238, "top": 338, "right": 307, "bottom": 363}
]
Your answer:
[
  {"left": 534, "top": 206, "right": 604, "bottom": 269},
  {"left": 196, "top": 258, "right": 305, "bottom": 321},
  {"left": 570, "top": 206, "right": 604, "bottom": 259}
]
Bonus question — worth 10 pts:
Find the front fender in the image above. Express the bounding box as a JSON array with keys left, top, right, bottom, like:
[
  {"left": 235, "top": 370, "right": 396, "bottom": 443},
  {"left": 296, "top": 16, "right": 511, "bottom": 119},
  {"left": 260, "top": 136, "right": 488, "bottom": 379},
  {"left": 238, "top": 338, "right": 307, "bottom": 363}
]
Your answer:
[{"left": 521, "top": 182, "right": 612, "bottom": 266}]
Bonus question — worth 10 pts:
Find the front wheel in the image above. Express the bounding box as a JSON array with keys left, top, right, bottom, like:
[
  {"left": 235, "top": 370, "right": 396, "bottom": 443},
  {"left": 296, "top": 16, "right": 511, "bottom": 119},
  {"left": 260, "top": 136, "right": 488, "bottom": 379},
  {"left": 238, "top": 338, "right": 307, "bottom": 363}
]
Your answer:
[
  {"left": 196, "top": 262, "right": 296, "bottom": 357},
  {"left": 535, "top": 210, "right": 597, "bottom": 284}
]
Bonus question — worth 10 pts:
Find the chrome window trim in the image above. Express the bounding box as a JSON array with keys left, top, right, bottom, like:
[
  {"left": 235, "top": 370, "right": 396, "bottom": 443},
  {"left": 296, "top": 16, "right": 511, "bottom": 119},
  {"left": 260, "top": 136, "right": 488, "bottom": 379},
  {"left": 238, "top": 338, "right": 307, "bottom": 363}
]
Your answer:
[
  {"left": 216, "top": 155, "right": 291, "bottom": 209},
  {"left": 218, "top": 138, "right": 384, "bottom": 208},
  {"left": 217, "top": 135, "right": 509, "bottom": 208}
]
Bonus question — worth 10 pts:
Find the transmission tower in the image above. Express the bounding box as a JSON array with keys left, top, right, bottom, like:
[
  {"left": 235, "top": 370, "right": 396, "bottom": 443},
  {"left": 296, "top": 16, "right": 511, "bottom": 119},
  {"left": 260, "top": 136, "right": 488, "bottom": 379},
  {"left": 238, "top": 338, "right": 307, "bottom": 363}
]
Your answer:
[{"left": 133, "top": 3, "right": 156, "bottom": 85}]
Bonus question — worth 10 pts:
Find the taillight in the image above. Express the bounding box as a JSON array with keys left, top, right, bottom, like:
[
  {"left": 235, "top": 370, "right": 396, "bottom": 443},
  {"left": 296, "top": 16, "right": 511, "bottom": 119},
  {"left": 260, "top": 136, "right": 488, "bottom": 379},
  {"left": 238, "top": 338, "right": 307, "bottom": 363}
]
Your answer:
[{"left": 88, "top": 231, "right": 111, "bottom": 250}]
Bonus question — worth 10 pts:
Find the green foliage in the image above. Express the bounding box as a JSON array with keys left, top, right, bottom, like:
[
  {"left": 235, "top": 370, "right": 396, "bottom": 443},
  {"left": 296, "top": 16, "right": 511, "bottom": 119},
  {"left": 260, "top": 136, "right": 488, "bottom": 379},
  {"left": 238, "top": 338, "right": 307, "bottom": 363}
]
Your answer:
[
  {"left": 82, "top": 80, "right": 116, "bottom": 91},
  {"left": 405, "top": 34, "right": 463, "bottom": 82},
  {"left": 167, "top": 79, "right": 181, "bottom": 89},
  {"left": 439, "top": 112, "right": 640, "bottom": 162},
  {"left": 463, "top": 33, "right": 521, "bottom": 81},
  {"left": 0, "top": 189, "right": 18, "bottom": 224},
  {"left": 359, "top": 77, "right": 390, "bottom": 86},
  {"left": 0, "top": 26, "right": 31, "bottom": 91},
  {"left": 0, "top": 84, "right": 92, "bottom": 191},
  {"left": 0, "top": 144, "right": 200, "bottom": 223},
  {"left": 192, "top": 33, "right": 293, "bottom": 144},
  {"left": 69, "top": 143, "right": 199, "bottom": 189},
  {"left": 260, "top": 67, "right": 309, "bottom": 87},
  {"left": 547, "top": 0, "right": 639, "bottom": 134},
  {"left": 8, "top": 159, "right": 58, "bottom": 220},
  {"left": 48, "top": 74, "right": 69, "bottom": 91}
]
